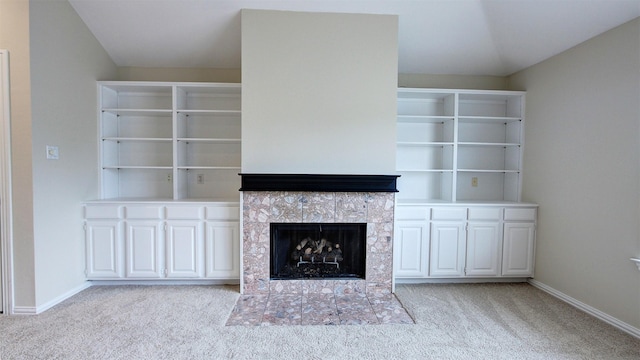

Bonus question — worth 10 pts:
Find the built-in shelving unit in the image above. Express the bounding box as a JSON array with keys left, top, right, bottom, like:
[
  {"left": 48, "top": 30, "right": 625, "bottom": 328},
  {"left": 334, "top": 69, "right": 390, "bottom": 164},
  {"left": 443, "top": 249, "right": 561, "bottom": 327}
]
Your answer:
[
  {"left": 396, "top": 88, "right": 525, "bottom": 203},
  {"left": 98, "top": 82, "right": 241, "bottom": 201},
  {"left": 87, "top": 82, "right": 241, "bottom": 282},
  {"left": 394, "top": 88, "right": 536, "bottom": 283}
]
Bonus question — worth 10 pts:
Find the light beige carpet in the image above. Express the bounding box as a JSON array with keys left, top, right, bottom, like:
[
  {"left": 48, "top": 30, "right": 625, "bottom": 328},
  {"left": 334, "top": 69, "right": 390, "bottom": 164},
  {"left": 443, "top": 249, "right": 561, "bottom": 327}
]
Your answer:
[{"left": 0, "top": 283, "right": 638, "bottom": 359}]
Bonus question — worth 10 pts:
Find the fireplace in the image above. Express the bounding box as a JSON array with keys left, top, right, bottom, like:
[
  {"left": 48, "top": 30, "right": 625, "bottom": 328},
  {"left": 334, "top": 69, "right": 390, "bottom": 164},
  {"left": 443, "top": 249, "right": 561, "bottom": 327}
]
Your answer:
[
  {"left": 240, "top": 174, "right": 399, "bottom": 295},
  {"left": 270, "top": 223, "right": 367, "bottom": 280}
]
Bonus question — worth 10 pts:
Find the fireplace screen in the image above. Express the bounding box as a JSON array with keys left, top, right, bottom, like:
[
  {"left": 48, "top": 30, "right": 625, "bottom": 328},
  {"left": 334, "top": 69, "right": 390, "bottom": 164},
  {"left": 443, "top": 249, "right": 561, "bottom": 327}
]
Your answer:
[{"left": 270, "top": 223, "right": 366, "bottom": 280}]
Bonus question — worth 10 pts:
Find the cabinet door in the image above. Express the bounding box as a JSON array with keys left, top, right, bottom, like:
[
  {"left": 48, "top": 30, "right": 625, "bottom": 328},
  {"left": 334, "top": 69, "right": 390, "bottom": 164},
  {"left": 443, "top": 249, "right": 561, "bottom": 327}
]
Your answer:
[
  {"left": 466, "top": 222, "right": 501, "bottom": 276},
  {"left": 394, "top": 221, "right": 429, "bottom": 277},
  {"left": 166, "top": 220, "right": 204, "bottom": 278},
  {"left": 430, "top": 221, "right": 466, "bottom": 277},
  {"left": 502, "top": 222, "right": 535, "bottom": 276},
  {"left": 85, "top": 220, "right": 124, "bottom": 278},
  {"left": 125, "top": 221, "right": 163, "bottom": 278},
  {"left": 205, "top": 221, "right": 239, "bottom": 278}
]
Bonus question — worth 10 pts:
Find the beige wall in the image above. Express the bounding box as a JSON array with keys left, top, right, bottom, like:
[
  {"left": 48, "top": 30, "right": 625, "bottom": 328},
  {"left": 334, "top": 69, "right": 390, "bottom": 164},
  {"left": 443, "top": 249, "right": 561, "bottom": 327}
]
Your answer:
[
  {"left": 241, "top": 9, "right": 398, "bottom": 174},
  {"left": 399, "top": 73, "right": 508, "bottom": 90},
  {"left": 29, "top": 0, "right": 117, "bottom": 309},
  {"left": 117, "top": 66, "right": 240, "bottom": 83},
  {"left": 0, "top": 0, "right": 36, "bottom": 308},
  {"left": 509, "top": 18, "right": 640, "bottom": 329}
]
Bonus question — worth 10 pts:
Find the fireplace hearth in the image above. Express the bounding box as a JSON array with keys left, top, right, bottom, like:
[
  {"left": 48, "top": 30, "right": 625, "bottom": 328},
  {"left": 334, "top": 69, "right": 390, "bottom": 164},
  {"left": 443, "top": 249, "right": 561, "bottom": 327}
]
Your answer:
[{"left": 227, "top": 174, "right": 414, "bottom": 326}]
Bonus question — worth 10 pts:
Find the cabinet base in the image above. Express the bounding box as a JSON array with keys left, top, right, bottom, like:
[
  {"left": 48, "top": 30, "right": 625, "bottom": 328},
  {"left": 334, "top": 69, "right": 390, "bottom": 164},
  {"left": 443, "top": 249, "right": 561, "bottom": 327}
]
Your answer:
[
  {"left": 395, "top": 277, "right": 531, "bottom": 284},
  {"left": 89, "top": 279, "right": 240, "bottom": 286}
]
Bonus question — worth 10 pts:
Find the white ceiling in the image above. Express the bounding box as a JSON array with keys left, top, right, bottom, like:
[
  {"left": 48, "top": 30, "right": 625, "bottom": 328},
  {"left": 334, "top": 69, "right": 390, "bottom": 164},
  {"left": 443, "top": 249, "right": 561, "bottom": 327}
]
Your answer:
[{"left": 68, "top": 0, "right": 640, "bottom": 76}]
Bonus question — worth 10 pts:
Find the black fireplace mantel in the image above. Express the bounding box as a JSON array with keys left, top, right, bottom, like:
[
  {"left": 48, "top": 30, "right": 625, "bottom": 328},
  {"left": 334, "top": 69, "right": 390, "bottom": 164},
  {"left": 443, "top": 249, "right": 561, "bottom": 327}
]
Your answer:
[{"left": 239, "top": 174, "right": 399, "bottom": 192}]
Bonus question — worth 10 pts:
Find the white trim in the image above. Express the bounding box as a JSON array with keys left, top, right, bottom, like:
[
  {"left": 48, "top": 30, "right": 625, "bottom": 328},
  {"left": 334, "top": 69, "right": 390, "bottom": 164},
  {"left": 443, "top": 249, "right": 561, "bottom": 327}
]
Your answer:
[
  {"left": 12, "top": 306, "right": 37, "bottom": 315},
  {"left": 0, "top": 49, "right": 14, "bottom": 315},
  {"left": 89, "top": 279, "right": 238, "bottom": 286},
  {"left": 35, "top": 281, "right": 91, "bottom": 314},
  {"left": 528, "top": 279, "right": 640, "bottom": 339},
  {"left": 239, "top": 191, "right": 244, "bottom": 294},
  {"left": 395, "top": 277, "right": 529, "bottom": 284}
]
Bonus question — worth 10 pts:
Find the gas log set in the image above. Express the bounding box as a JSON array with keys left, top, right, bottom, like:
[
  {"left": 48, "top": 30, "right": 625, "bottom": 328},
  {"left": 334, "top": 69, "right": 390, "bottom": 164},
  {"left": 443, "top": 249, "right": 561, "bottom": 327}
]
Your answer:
[
  {"left": 291, "top": 236, "right": 344, "bottom": 268},
  {"left": 270, "top": 222, "right": 367, "bottom": 280}
]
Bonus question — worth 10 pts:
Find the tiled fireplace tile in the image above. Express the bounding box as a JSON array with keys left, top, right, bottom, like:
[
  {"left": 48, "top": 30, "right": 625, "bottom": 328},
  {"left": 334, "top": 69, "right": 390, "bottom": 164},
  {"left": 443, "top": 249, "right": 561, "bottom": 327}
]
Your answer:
[
  {"left": 366, "top": 253, "right": 393, "bottom": 280},
  {"left": 301, "top": 192, "right": 336, "bottom": 222},
  {"left": 366, "top": 222, "right": 394, "bottom": 254},
  {"left": 335, "top": 293, "right": 379, "bottom": 325},
  {"left": 366, "top": 192, "right": 395, "bottom": 223},
  {"left": 365, "top": 281, "right": 394, "bottom": 295},
  {"left": 242, "top": 222, "right": 269, "bottom": 250},
  {"left": 262, "top": 294, "right": 303, "bottom": 326},
  {"left": 225, "top": 294, "right": 268, "bottom": 326},
  {"left": 334, "top": 279, "right": 366, "bottom": 295},
  {"left": 301, "top": 279, "right": 335, "bottom": 294},
  {"left": 270, "top": 279, "right": 303, "bottom": 294},
  {"left": 271, "top": 192, "right": 303, "bottom": 222},
  {"left": 242, "top": 192, "right": 272, "bottom": 223},
  {"left": 335, "top": 192, "right": 368, "bottom": 222},
  {"left": 302, "top": 293, "right": 340, "bottom": 325},
  {"left": 242, "top": 277, "right": 269, "bottom": 295}
]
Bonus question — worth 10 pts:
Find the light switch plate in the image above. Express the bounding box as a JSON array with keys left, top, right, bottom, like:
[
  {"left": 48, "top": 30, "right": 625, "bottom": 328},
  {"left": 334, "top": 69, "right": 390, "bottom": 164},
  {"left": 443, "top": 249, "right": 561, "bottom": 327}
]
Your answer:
[{"left": 46, "top": 145, "right": 59, "bottom": 160}]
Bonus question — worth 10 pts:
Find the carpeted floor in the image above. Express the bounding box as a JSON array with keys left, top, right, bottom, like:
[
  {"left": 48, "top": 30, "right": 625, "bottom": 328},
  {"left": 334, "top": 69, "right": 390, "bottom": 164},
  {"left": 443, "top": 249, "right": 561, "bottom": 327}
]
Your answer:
[{"left": 0, "top": 283, "right": 638, "bottom": 359}]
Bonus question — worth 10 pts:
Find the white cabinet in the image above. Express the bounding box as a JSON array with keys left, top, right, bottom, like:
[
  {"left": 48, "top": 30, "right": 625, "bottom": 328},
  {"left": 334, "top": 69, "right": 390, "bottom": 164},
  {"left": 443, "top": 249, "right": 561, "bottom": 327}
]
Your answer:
[
  {"left": 394, "top": 221, "right": 429, "bottom": 277},
  {"left": 502, "top": 223, "right": 535, "bottom": 276},
  {"left": 85, "top": 220, "right": 123, "bottom": 278},
  {"left": 466, "top": 222, "right": 501, "bottom": 276},
  {"left": 430, "top": 221, "right": 466, "bottom": 277},
  {"left": 83, "top": 202, "right": 239, "bottom": 281},
  {"left": 125, "top": 220, "right": 163, "bottom": 278},
  {"left": 502, "top": 208, "right": 536, "bottom": 276},
  {"left": 166, "top": 220, "right": 204, "bottom": 278},
  {"left": 84, "top": 204, "right": 124, "bottom": 278},
  {"left": 465, "top": 207, "right": 502, "bottom": 276},
  {"left": 393, "top": 204, "right": 537, "bottom": 282},
  {"left": 98, "top": 82, "right": 241, "bottom": 201},
  {"left": 396, "top": 89, "right": 525, "bottom": 203},
  {"left": 124, "top": 205, "right": 164, "bottom": 278},
  {"left": 428, "top": 207, "right": 466, "bottom": 277},
  {"left": 205, "top": 221, "right": 239, "bottom": 278}
]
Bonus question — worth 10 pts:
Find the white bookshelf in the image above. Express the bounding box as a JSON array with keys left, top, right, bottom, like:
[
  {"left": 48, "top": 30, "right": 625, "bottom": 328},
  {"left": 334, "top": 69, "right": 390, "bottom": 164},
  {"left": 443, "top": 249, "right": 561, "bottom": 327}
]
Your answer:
[
  {"left": 396, "top": 88, "right": 525, "bottom": 203},
  {"left": 98, "top": 82, "right": 241, "bottom": 201}
]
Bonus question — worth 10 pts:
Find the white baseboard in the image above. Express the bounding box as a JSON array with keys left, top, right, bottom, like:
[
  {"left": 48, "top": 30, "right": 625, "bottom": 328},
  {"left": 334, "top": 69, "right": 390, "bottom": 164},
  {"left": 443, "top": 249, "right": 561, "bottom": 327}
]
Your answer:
[
  {"left": 89, "top": 279, "right": 239, "bottom": 286},
  {"left": 528, "top": 279, "right": 640, "bottom": 339},
  {"left": 34, "top": 281, "right": 92, "bottom": 314},
  {"left": 12, "top": 306, "right": 37, "bottom": 315},
  {"left": 395, "top": 277, "right": 529, "bottom": 284}
]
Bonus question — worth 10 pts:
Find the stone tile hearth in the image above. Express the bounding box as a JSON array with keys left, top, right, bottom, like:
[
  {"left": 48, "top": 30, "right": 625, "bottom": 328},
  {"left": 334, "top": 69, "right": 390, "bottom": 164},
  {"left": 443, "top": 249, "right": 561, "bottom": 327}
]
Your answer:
[{"left": 226, "top": 292, "right": 413, "bottom": 326}]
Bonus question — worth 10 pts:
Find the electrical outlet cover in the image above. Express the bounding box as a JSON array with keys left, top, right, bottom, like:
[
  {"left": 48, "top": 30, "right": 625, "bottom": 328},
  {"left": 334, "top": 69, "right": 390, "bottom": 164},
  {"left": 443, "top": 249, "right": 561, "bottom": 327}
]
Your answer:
[{"left": 46, "top": 145, "right": 59, "bottom": 160}]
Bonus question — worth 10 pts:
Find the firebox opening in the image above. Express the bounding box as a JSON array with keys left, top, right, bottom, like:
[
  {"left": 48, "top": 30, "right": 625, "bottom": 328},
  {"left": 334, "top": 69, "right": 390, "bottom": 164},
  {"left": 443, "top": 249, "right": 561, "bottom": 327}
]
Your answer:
[{"left": 270, "top": 223, "right": 367, "bottom": 280}]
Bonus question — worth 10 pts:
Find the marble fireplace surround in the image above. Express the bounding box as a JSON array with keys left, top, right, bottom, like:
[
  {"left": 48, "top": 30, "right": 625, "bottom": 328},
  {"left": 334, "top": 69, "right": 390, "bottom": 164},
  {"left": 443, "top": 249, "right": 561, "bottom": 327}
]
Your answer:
[{"left": 240, "top": 174, "right": 399, "bottom": 296}]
